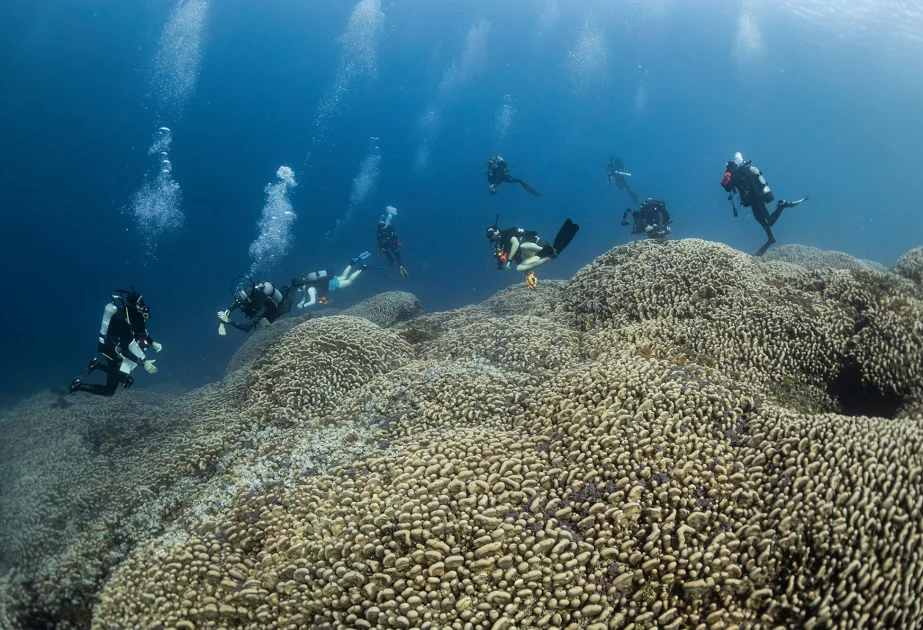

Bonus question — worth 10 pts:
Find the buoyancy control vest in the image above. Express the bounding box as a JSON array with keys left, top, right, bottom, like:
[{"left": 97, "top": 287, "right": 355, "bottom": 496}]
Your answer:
[{"left": 733, "top": 163, "right": 774, "bottom": 207}]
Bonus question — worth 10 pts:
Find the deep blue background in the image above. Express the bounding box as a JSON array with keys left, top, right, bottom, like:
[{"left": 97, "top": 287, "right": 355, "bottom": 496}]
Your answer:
[{"left": 1, "top": 0, "right": 921, "bottom": 404}]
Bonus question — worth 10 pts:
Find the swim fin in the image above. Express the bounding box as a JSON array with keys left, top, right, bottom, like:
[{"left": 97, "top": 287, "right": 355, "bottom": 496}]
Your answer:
[
  {"left": 519, "top": 181, "right": 542, "bottom": 197},
  {"left": 551, "top": 219, "right": 580, "bottom": 257},
  {"left": 778, "top": 196, "right": 809, "bottom": 210}
]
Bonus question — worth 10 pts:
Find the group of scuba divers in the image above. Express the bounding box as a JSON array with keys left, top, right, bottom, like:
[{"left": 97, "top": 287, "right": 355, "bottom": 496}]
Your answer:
[
  {"left": 61, "top": 153, "right": 806, "bottom": 399},
  {"left": 60, "top": 220, "right": 408, "bottom": 398},
  {"left": 607, "top": 153, "right": 808, "bottom": 255}
]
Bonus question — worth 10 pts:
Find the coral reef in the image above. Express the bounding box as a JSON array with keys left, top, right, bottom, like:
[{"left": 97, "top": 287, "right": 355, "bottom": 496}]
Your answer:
[
  {"left": 563, "top": 239, "right": 922, "bottom": 416},
  {"left": 763, "top": 244, "right": 887, "bottom": 273},
  {"left": 225, "top": 312, "right": 318, "bottom": 376},
  {"left": 342, "top": 291, "right": 424, "bottom": 329},
  {"left": 226, "top": 292, "right": 421, "bottom": 377},
  {"left": 894, "top": 245, "right": 923, "bottom": 287},
  {"left": 242, "top": 316, "right": 416, "bottom": 427},
  {"left": 2, "top": 240, "right": 922, "bottom": 630}
]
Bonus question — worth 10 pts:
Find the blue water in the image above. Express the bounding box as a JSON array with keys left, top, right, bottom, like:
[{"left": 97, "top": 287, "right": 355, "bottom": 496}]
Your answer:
[{"left": 1, "top": 0, "right": 921, "bottom": 403}]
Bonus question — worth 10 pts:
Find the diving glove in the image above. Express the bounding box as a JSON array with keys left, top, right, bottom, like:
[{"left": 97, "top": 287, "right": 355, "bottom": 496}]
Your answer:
[
  {"left": 218, "top": 323, "right": 227, "bottom": 336},
  {"left": 217, "top": 310, "right": 230, "bottom": 323},
  {"left": 152, "top": 341, "right": 163, "bottom": 352},
  {"left": 399, "top": 265, "right": 409, "bottom": 278},
  {"left": 144, "top": 360, "right": 158, "bottom": 375},
  {"left": 525, "top": 272, "right": 538, "bottom": 290}
]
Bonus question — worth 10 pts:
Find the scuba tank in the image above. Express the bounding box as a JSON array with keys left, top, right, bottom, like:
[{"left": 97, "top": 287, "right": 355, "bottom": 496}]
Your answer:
[
  {"left": 746, "top": 162, "right": 774, "bottom": 204},
  {"left": 258, "top": 281, "right": 283, "bottom": 306},
  {"left": 305, "top": 270, "right": 329, "bottom": 283},
  {"left": 99, "top": 302, "right": 118, "bottom": 342}
]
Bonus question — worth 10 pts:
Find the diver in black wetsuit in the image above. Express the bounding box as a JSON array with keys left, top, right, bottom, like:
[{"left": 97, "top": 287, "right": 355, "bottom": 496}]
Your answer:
[
  {"left": 218, "top": 278, "right": 298, "bottom": 334},
  {"left": 486, "top": 218, "right": 580, "bottom": 288},
  {"left": 607, "top": 157, "right": 640, "bottom": 206},
  {"left": 622, "top": 199, "right": 672, "bottom": 240},
  {"left": 377, "top": 219, "right": 408, "bottom": 278},
  {"left": 63, "top": 287, "right": 162, "bottom": 397},
  {"left": 721, "top": 156, "right": 809, "bottom": 257},
  {"left": 486, "top": 156, "right": 542, "bottom": 197}
]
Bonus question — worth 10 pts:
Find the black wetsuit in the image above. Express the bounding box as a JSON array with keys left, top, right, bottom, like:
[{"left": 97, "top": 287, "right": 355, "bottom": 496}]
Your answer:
[
  {"left": 607, "top": 157, "right": 640, "bottom": 206},
  {"left": 72, "top": 307, "right": 154, "bottom": 397},
  {"left": 623, "top": 200, "right": 671, "bottom": 238},
  {"left": 377, "top": 224, "right": 403, "bottom": 270},
  {"left": 724, "top": 163, "right": 787, "bottom": 256},
  {"left": 487, "top": 157, "right": 541, "bottom": 196},
  {"left": 226, "top": 285, "right": 296, "bottom": 332}
]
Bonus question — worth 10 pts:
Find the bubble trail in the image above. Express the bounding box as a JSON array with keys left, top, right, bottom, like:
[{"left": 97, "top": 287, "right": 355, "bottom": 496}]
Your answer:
[
  {"left": 249, "top": 167, "right": 298, "bottom": 275},
  {"left": 565, "top": 18, "right": 609, "bottom": 93},
  {"left": 128, "top": 127, "right": 184, "bottom": 260},
  {"left": 308, "top": 0, "right": 385, "bottom": 159},
  {"left": 494, "top": 94, "right": 515, "bottom": 141},
  {"left": 149, "top": 0, "right": 210, "bottom": 122},
  {"left": 413, "top": 19, "right": 491, "bottom": 171},
  {"left": 381, "top": 204, "right": 397, "bottom": 227},
  {"left": 327, "top": 139, "right": 381, "bottom": 240}
]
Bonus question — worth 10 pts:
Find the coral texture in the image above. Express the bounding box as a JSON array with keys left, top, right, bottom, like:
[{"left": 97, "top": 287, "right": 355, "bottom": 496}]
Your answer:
[{"left": 2, "top": 241, "right": 921, "bottom": 630}]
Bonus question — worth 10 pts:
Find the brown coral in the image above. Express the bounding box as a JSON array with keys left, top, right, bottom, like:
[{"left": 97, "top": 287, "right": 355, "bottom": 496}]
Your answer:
[
  {"left": 894, "top": 245, "right": 923, "bottom": 286},
  {"left": 341, "top": 291, "right": 424, "bottom": 328},
  {"left": 242, "top": 316, "right": 415, "bottom": 426},
  {"left": 763, "top": 243, "right": 888, "bottom": 273},
  {"left": 3, "top": 241, "right": 922, "bottom": 630}
]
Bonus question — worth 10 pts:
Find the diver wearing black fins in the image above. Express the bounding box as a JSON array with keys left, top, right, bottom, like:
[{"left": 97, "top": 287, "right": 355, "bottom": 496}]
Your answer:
[
  {"left": 721, "top": 154, "right": 809, "bottom": 257},
  {"left": 376, "top": 220, "right": 408, "bottom": 278},
  {"left": 218, "top": 277, "right": 298, "bottom": 334},
  {"left": 486, "top": 217, "right": 580, "bottom": 289},
  {"left": 62, "top": 287, "right": 162, "bottom": 397},
  {"left": 486, "top": 156, "right": 542, "bottom": 197},
  {"left": 622, "top": 199, "right": 672, "bottom": 240},
  {"left": 607, "top": 156, "right": 640, "bottom": 206}
]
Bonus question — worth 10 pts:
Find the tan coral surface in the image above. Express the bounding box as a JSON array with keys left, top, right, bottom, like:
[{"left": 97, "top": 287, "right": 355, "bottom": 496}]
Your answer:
[{"left": 1, "top": 240, "right": 921, "bottom": 630}]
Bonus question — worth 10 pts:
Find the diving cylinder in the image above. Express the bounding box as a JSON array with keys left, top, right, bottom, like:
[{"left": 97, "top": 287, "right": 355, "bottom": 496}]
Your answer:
[
  {"left": 306, "top": 270, "right": 329, "bottom": 282},
  {"left": 99, "top": 303, "right": 118, "bottom": 342},
  {"left": 261, "top": 281, "right": 283, "bottom": 306},
  {"left": 749, "top": 166, "right": 774, "bottom": 204}
]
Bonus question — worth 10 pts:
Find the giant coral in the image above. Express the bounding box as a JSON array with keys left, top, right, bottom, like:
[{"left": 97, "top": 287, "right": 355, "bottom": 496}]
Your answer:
[{"left": 2, "top": 239, "right": 922, "bottom": 630}]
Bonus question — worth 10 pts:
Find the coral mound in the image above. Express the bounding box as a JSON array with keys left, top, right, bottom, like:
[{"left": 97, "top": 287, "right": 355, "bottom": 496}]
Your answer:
[
  {"left": 894, "top": 245, "right": 923, "bottom": 286},
  {"left": 763, "top": 243, "right": 887, "bottom": 273},
  {"left": 342, "top": 291, "right": 424, "bottom": 328},
  {"left": 226, "top": 291, "right": 421, "bottom": 376},
  {"left": 242, "top": 316, "right": 415, "bottom": 426},
  {"left": 3, "top": 239, "right": 922, "bottom": 630},
  {"left": 562, "top": 239, "right": 922, "bottom": 416}
]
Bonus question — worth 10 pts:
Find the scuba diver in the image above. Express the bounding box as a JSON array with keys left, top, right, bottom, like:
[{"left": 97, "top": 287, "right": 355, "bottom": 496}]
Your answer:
[
  {"left": 295, "top": 252, "right": 371, "bottom": 308},
  {"left": 486, "top": 217, "right": 580, "bottom": 289},
  {"left": 721, "top": 154, "right": 809, "bottom": 257},
  {"left": 607, "top": 157, "right": 640, "bottom": 206},
  {"left": 622, "top": 198, "right": 672, "bottom": 240},
  {"left": 486, "top": 156, "right": 542, "bottom": 197},
  {"left": 63, "top": 287, "right": 162, "bottom": 397},
  {"left": 218, "top": 277, "right": 298, "bottom": 334},
  {"left": 377, "top": 219, "right": 408, "bottom": 278}
]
